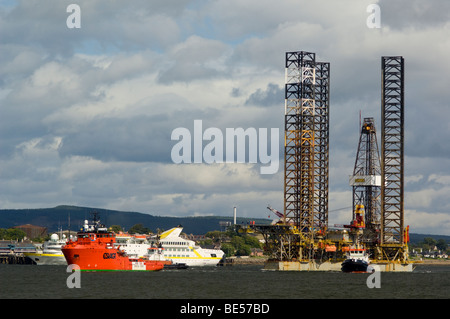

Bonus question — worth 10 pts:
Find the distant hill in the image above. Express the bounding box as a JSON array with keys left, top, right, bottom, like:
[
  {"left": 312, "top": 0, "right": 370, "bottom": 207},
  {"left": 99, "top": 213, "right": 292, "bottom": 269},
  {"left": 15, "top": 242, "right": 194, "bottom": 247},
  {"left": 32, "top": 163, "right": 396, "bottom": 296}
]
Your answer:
[
  {"left": 408, "top": 233, "right": 450, "bottom": 245},
  {"left": 0, "top": 205, "right": 271, "bottom": 235},
  {"left": 1, "top": 206, "right": 449, "bottom": 242}
]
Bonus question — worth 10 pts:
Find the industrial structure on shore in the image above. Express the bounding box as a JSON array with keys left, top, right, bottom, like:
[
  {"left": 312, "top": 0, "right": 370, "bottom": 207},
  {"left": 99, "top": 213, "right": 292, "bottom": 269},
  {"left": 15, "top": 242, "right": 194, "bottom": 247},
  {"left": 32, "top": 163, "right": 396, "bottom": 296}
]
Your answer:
[{"left": 241, "top": 52, "right": 412, "bottom": 271}]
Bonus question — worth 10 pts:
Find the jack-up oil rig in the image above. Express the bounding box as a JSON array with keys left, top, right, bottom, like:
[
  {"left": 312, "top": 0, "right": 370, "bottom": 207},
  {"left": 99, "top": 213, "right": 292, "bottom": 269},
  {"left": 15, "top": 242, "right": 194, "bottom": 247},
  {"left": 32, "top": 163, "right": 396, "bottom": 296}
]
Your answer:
[{"left": 241, "top": 52, "right": 412, "bottom": 271}]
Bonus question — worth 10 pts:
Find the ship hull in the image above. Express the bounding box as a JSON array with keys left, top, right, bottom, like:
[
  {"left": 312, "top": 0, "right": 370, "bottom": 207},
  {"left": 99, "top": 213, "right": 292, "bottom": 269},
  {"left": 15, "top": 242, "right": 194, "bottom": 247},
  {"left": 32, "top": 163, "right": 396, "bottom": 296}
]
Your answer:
[
  {"left": 24, "top": 252, "right": 67, "bottom": 265},
  {"left": 62, "top": 246, "right": 165, "bottom": 271},
  {"left": 341, "top": 259, "right": 372, "bottom": 273},
  {"left": 166, "top": 256, "right": 223, "bottom": 267}
]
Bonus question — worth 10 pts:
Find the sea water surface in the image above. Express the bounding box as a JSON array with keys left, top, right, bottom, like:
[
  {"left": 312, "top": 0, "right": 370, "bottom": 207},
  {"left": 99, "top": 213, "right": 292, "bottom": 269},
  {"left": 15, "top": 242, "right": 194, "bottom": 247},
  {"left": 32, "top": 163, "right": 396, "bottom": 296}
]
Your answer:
[{"left": 0, "top": 263, "right": 449, "bottom": 299}]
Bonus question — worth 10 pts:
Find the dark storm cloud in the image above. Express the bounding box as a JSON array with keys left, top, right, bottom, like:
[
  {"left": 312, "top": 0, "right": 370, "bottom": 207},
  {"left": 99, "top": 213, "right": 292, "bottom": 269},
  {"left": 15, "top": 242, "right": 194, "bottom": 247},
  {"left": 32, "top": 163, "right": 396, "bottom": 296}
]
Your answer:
[
  {"left": 0, "top": 0, "right": 187, "bottom": 56},
  {"left": 59, "top": 115, "right": 172, "bottom": 162},
  {"left": 245, "top": 83, "right": 283, "bottom": 107},
  {"left": 378, "top": 0, "right": 450, "bottom": 30},
  {"left": 55, "top": 94, "right": 217, "bottom": 164}
]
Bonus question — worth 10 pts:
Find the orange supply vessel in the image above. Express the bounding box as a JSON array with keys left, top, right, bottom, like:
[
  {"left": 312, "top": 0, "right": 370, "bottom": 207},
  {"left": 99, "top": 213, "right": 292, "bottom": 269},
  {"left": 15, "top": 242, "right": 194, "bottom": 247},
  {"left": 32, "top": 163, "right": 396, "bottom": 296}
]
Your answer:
[{"left": 62, "top": 213, "right": 165, "bottom": 271}]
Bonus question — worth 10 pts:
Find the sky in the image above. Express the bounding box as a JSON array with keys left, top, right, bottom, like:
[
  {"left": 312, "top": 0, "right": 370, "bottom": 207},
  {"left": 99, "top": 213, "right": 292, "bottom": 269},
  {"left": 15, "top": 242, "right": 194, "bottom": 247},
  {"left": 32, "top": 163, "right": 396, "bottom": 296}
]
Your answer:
[{"left": 0, "top": 0, "right": 449, "bottom": 235}]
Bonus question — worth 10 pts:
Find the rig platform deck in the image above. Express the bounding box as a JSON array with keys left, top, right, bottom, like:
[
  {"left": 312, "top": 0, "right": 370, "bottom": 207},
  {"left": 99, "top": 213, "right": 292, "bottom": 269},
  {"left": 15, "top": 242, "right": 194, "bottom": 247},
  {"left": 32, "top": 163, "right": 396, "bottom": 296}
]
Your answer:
[{"left": 264, "top": 260, "right": 414, "bottom": 272}]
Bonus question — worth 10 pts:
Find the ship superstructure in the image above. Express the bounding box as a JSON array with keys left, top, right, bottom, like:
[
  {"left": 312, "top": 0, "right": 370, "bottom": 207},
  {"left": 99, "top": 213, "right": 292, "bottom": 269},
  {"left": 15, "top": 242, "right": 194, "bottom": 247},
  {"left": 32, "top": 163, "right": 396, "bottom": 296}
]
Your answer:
[{"left": 151, "top": 227, "right": 225, "bottom": 266}]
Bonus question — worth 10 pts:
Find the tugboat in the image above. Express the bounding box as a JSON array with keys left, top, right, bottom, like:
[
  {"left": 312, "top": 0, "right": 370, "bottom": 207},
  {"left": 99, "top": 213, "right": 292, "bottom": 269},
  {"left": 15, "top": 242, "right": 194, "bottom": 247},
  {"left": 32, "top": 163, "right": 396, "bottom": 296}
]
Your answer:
[
  {"left": 62, "top": 213, "right": 167, "bottom": 271},
  {"left": 341, "top": 205, "right": 374, "bottom": 273},
  {"left": 341, "top": 248, "right": 374, "bottom": 273}
]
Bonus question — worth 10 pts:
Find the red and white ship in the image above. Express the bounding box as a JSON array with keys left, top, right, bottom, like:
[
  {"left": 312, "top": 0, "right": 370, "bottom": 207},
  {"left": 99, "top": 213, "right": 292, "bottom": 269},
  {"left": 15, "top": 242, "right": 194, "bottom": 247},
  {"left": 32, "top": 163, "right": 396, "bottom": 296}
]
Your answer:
[{"left": 62, "top": 213, "right": 168, "bottom": 271}]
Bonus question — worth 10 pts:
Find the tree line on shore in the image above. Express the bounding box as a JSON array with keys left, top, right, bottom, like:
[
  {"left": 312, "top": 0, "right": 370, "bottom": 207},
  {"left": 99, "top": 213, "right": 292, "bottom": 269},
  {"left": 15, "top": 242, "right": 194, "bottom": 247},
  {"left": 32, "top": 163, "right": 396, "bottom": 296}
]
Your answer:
[{"left": 1, "top": 224, "right": 447, "bottom": 258}]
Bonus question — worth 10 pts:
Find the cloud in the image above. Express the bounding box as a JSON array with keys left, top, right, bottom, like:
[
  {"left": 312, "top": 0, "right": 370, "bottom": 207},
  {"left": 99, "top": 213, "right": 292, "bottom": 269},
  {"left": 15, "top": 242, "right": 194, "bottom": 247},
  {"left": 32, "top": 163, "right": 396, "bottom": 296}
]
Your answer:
[
  {"left": 0, "top": 0, "right": 189, "bottom": 56},
  {"left": 405, "top": 210, "right": 450, "bottom": 236},
  {"left": 157, "top": 35, "right": 231, "bottom": 84},
  {"left": 378, "top": 0, "right": 450, "bottom": 30},
  {"left": 0, "top": 0, "right": 449, "bottom": 235},
  {"left": 245, "top": 83, "right": 283, "bottom": 107}
]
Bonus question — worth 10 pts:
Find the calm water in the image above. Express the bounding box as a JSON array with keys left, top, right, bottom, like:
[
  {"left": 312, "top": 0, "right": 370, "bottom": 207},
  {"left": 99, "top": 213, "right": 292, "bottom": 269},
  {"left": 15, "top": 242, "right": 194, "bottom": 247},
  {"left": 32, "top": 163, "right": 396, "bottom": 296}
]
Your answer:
[{"left": 0, "top": 264, "right": 449, "bottom": 300}]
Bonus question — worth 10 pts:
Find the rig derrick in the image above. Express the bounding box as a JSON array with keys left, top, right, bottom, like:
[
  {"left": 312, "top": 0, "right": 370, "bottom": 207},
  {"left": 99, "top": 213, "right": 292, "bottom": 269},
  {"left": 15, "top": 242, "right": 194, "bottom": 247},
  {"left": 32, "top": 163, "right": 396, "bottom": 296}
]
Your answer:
[{"left": 349, "top": 116, "right": 382, "bottom": 258}]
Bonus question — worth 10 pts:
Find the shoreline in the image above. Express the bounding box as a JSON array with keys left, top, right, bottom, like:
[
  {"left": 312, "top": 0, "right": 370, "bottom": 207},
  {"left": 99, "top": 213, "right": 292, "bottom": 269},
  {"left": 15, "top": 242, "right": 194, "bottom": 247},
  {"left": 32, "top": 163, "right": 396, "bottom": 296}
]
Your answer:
[
  {"left": 415, "top": 259, "right": 450, "bottom": 265},
  {"left": 226, "top": 257, "right": 450, "bottom": 266}
]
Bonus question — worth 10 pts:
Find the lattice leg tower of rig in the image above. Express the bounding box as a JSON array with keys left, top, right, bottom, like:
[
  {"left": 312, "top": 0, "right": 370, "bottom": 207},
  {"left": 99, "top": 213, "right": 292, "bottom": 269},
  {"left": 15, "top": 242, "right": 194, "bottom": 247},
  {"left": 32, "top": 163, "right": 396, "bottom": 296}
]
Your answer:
[
  {"left": 378, "top": 56, "right": 408, "bottom": 262},
  {"left": 284, "top": 51, "right": 330, "bottom": 261}
]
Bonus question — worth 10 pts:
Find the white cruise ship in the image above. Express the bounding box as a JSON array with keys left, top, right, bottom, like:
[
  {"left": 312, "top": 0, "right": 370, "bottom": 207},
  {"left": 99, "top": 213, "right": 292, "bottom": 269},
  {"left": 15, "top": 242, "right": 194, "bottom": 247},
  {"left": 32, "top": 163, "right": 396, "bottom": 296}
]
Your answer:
[
  {"left": 113, "top": 227, "right": 225, "bottom": 267},
  {"left": 154, "top": 227, "right": 225, "bottom": 267},
  {"left": 114, "top": 233, "right": 153, "bottom": 258},
  {"left": 24, "top": 233, "right": 68, "bottom": 265}
]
